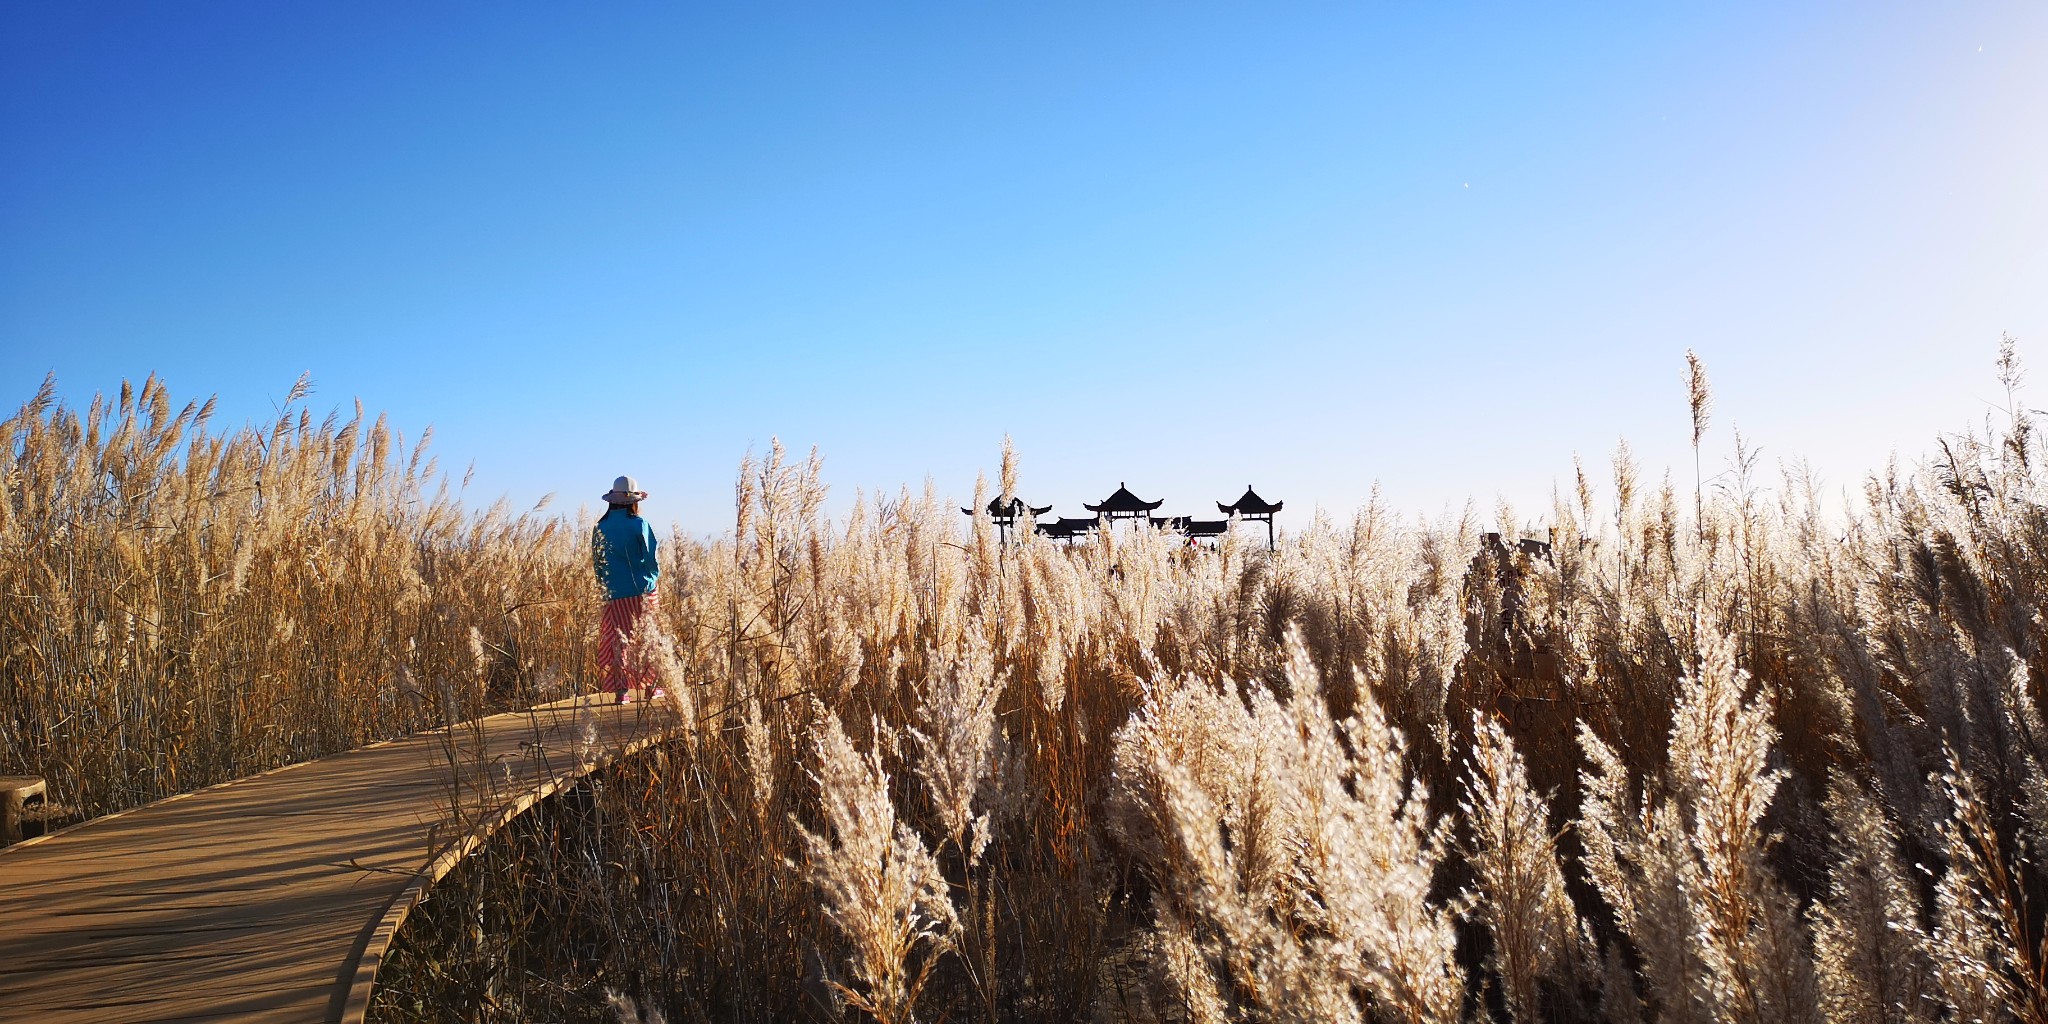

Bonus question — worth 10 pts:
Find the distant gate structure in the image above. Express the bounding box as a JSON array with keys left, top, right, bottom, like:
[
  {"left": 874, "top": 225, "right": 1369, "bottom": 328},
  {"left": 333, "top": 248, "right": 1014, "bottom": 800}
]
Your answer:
[
  {"left": 964, "top": 480, "right": 1286, "bottom": 547},
  {"left": 1036, "top": 517, "right": 1101, "bottom": 540},
  {"left": 1158, "top": 516, "right": 1230, "bottom": 540},
  {"left": 961, "top": 495, "right": 1053, "bottom": 544},
  {"left": 1085, "top": 483, "right": 1163, "bottom": 526},
  {"left": 1218, "top": 485, "right": 1284, "bottom": 550}
]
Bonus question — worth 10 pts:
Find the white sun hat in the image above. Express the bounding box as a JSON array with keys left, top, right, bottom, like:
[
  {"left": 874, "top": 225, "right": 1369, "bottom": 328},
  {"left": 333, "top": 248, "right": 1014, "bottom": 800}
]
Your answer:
[{"left": 602, "top": 475, "right": 649, "bottom": 503}]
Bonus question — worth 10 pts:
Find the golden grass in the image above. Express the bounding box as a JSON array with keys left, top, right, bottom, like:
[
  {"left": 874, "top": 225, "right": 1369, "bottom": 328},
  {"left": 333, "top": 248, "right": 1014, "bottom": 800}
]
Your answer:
[
  {"left": 0, "top": 374, "right": 592, "bottom": 819},
  {"left": 11, "top": 351, "right": 2048, "bottom": 1023}
]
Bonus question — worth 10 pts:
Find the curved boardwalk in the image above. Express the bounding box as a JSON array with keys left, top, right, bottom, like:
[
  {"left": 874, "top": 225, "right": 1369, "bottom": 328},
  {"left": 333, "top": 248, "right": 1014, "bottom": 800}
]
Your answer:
[{"left": 0, "top": 695, "right": 677, "bottom": 1023}]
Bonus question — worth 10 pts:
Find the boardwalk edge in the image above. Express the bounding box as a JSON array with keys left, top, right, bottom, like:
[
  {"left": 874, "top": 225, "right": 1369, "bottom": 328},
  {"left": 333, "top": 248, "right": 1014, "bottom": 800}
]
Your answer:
[{"left": 336, "top": 698, "right": 678, "bottom": 1024}]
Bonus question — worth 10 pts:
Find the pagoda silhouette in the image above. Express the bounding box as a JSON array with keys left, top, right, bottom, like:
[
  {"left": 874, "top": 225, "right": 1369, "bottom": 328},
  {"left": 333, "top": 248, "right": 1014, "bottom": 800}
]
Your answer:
[
  {"left": 1004, "top": 481, "right": 1284, "bottom": 548},
  {"left": 1218, "top": 485, "right": 1284, "bottom": 550},
  {"left": 1084, "top": 482, "right": 1162, "bottom": 525},
  {"left": 961, "top": 495, "right": 1052, "bottom": 544}
]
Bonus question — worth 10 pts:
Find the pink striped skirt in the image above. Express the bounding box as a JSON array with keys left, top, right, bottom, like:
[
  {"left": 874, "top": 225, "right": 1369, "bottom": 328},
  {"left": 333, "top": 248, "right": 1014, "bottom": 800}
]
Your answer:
[{"left": 598, "top": 592, "right": 659, "bottom": 695}]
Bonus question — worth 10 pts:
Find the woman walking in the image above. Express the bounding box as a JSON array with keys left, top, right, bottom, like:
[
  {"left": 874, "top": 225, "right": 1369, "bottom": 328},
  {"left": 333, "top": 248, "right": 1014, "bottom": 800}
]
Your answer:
[{"left": 593, "top": 475, "right": 662, "bottom": 703}]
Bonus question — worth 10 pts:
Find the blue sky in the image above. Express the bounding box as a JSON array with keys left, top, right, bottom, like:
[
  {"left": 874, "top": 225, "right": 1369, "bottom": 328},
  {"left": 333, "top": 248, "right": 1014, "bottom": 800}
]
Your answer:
[{"left": 4, "top": 3, "right": 2044, "bottom": 533}]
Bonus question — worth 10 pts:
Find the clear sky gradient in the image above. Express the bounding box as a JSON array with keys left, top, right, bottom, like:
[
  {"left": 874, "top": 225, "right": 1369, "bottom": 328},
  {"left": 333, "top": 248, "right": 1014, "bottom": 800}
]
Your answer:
[{"left": 5, "top": 4, "right": 2045, "bottom": 533}]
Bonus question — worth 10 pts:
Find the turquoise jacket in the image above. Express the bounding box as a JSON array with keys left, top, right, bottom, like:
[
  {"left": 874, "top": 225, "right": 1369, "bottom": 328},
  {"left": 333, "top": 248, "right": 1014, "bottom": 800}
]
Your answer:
[{"left": 592, "top": 509, "right": 660, "bottom": 600}]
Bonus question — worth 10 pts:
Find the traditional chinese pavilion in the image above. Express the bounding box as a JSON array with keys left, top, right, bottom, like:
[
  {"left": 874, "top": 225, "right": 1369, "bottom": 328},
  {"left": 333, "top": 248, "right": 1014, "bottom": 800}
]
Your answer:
[
  {"left": 1218, "top": 485, "right": 1284, "bottom": 549},
  {"left": 1085, "top": 483, "right": 1163, "bottom": 526},
  {"left": 962, "top": 495, "right": 1053, "bottom": 544}
]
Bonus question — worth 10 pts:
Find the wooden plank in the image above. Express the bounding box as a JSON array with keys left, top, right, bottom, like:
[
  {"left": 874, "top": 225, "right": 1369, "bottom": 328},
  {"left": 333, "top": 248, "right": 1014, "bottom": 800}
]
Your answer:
[
  {"left": 0, "top": 694, "right": 676, "bottom": 1024},
  {"left": 3, "top": 981, "right": 315, "bottom": 1024},
  {"left": 0, "top": 916, "right": 335, "bottom": 975}
]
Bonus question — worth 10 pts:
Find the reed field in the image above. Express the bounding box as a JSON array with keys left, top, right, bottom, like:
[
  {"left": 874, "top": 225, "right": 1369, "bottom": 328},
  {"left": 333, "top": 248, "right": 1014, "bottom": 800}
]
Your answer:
[
  {"left": 0, "top": 374, "right": 591, "bottom": 820},
  {"left": 8, "top": 346, "right": 2048, "bottom": 1023}
]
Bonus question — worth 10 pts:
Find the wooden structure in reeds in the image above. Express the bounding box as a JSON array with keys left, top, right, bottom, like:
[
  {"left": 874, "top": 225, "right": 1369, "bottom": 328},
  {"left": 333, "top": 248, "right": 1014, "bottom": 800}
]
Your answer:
[
  {"left": 1085, "top": 483, "right": 1163, "bottom": 526},
  {"left": 1145, "top": 515, "right": 1230, "bottom": 539},
  {"left": 1219, "top": 485, "right": 1284, "bottom": 550},
  {"left": 0, "top": 695, "right": 679, "bottom": 1024},
  {"left": 1005, "top": 481, "right": 1283, "bottom": 546},
  {"left": 961, "top": 495, "right": 1053, "bottom": 544},
  {"left": 1035, "top": 517, "right": 1101, "bottom": 541}
]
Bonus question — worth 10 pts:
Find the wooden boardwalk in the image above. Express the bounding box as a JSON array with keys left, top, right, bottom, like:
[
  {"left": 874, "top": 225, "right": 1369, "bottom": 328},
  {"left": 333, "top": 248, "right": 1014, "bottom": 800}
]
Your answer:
[{"left": 0, "top": 695, "right": 678, "bottom": 1023}]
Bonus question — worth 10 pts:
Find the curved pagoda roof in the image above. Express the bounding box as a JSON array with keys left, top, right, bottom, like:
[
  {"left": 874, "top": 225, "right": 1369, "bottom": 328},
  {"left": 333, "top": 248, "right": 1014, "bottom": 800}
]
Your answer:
[
  {"left": 1218, "top": 486, "right": 1283, "bottom": 516},
  {"left": 1085, "top": 482, "right": 1163, "bottom": 514},
  {"left": 962, "top": 496, "right": 1053, "bottom": 519}
]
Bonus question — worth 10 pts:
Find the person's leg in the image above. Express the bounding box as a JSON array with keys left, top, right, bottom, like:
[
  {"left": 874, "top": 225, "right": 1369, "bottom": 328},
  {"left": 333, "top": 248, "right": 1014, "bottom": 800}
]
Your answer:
[{"left": 599, "top": 597, "right": 631, "bottom": 701}]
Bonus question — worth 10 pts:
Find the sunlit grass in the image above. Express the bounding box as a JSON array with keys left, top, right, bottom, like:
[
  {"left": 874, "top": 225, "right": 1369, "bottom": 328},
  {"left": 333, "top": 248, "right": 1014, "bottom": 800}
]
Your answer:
[{"left": 12, "top": 349, "right": 2047, "bottom": 1022}]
